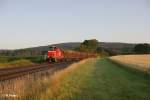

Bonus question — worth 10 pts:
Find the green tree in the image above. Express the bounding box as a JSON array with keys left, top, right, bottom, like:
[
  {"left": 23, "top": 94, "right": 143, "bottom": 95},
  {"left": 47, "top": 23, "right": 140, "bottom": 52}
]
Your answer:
[
  {"left": 134, "top": 43, "right": 150, "bottom": 54},
  {"left": 78, "top": 39, "right": 99, "bottom": 53},
  {"left": 75, "top": 39, "right": 109, "bottom": 56}
]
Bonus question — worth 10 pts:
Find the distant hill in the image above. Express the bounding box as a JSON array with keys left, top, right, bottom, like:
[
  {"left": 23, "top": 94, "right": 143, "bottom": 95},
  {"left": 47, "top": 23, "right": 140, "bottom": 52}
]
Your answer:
[
  {"left": 0, "top": 42, "right": 138, "bottom": 56},
  {"left": 100, "top": 42, "right": 136, "bottom": 54},
  {"left": 18, "top": 42, "right": 136, "bottom": 54},
  {"left": 25, "top": 42, "right": 81, "bottom": 51},
  {"left": 24, "top": 42, "right": 135, "bottom": 49}
]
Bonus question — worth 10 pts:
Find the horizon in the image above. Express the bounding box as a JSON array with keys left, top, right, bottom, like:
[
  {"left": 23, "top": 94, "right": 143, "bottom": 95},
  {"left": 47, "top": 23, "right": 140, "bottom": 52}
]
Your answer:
[
  {"left": 0, "top": 0, "right": 150, "bottom": 49},
  {"left": 0, "top": 41, "right": 148, "bottom": 50}
]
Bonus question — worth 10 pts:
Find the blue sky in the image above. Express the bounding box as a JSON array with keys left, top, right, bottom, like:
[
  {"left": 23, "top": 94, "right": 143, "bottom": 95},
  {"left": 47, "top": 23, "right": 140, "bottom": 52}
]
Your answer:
[{"left": 0, "top": 0, "right": 150, "bottom": 49}]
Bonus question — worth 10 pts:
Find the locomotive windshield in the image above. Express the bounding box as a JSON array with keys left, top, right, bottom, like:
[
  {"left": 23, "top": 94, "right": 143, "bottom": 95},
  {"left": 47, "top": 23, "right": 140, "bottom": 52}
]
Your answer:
[{"left": 49, "top": 46, "right": 57, "bottom": 51}]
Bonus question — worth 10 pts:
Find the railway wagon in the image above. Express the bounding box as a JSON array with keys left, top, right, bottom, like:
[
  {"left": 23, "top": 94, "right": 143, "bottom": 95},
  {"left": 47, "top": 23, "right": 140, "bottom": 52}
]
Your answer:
[{"left": 46, "top": 46, "right": 97, "bottom": 62}]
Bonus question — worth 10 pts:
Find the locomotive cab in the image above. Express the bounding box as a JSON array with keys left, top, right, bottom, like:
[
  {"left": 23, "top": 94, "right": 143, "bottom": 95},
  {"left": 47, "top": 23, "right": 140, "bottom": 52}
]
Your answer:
[{"left": 47, "top": 46, "right": 63, "bottom": 62}]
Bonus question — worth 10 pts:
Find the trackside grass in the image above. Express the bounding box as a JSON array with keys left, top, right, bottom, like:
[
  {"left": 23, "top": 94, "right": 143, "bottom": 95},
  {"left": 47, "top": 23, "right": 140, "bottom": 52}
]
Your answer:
[
  {"left": 39, "top": 58, "right": 150, "bottom": 100},
  {"left": 40, "top": 58, "right": 97, "bottom": 100}
]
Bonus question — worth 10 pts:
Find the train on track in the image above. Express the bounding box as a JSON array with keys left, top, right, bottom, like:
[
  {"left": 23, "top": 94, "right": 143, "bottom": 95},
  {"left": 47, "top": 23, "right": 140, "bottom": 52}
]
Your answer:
[{"left": 46, "top": 46, "right": 97, "bottom": 62}]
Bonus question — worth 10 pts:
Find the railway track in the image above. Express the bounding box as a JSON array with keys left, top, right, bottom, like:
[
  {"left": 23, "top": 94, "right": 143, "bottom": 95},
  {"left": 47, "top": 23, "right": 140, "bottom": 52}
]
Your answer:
[{"left": 0, "top": 60, "right": 79, "bottom": 81}]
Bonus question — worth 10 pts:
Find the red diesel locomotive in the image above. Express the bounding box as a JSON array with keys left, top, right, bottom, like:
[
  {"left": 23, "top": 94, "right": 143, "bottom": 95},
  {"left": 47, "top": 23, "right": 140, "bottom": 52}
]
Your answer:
[
  {"left": 46, "top": 46, "right": 97, "bottom": 62},
  {"left": 46, "top": 46, "right": 63, "bottom": 62}
]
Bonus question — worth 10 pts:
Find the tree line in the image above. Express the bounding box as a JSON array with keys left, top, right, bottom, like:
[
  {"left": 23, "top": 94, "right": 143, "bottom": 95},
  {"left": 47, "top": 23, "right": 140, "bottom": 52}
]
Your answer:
[
  {"left": 75, "top": 39, "right": 150, "bottom": 55},
  {"left": 134, "top": 43, "right": 150, "bottom": 54}
]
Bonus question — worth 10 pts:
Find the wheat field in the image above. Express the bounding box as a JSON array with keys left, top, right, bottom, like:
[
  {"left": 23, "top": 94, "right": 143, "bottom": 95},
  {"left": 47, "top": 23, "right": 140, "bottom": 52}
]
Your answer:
[{"left": 110, "top": 55, "right": 150, "bottom": 73}]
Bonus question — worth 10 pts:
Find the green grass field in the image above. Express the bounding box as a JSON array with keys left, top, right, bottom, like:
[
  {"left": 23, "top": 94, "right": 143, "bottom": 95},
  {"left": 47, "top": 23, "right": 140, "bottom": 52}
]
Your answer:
[
  {"left": 0, "top": 56, "right": 45, "bottom": 63},
  {"left": 0, "top": 59, "right": 34, "bottom": 68},
  {"left": 0, "top": 56, "right": 45, "bottom": 68},
  {"left": 38, "top": 58, "right": 150, "bottom": 100}
]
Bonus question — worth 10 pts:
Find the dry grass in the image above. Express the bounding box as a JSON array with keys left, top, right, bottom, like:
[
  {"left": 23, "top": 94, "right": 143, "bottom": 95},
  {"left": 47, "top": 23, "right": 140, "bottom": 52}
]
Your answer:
[
  {"left": 0, "top": 76, "right": 31, "bottom": 99},
  {"left": 40, "top": 58, "right": 95, "bottom": 100},
  {"left": 0, "top": 58, "right": 95, "bottom": 100},
  {"left": 0, "top": 59, "right": 34, "bottom": 68},
  {"left": 0, "top": 71, "right": 51, "bottom": 100},
  {"left": 110, "top": 55, "right": 150, "bottom": 73}
]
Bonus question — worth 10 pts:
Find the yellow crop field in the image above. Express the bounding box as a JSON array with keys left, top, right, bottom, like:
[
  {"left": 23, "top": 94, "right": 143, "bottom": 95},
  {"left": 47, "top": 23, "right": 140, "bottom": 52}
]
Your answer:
[{"left": 110, "top": 55, "right": 150, "bottom": 73}]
